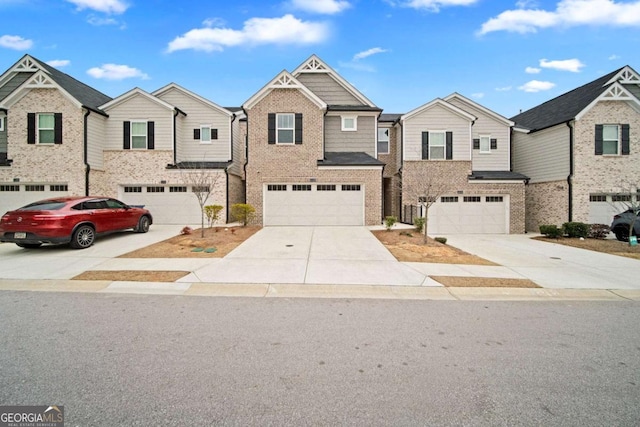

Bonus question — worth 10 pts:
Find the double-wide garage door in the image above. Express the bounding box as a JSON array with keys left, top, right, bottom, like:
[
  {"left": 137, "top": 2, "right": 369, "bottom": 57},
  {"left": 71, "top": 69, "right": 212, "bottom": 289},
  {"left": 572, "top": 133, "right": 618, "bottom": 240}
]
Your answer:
[
  {"left": 264, "top": 183, "right": 364, "bottom": 226},
  {"left": 429, "top": 194, "right": 509, "bottom": 234},
  {"left": 0, "top": 183, "right": 69, "bottom": 215},
  {"left": 119, "top": 185, "right": 205, "bottom": 225}
]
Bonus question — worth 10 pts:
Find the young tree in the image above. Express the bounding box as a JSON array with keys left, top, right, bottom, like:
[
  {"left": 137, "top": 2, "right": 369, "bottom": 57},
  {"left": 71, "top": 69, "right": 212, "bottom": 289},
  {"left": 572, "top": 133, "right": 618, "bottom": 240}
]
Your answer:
[
  {"left": 178, "top": 163, "right": 222, "bottom": 237},
  {"left": 402, "top": 174, "right": 448, "bottom": 245}
]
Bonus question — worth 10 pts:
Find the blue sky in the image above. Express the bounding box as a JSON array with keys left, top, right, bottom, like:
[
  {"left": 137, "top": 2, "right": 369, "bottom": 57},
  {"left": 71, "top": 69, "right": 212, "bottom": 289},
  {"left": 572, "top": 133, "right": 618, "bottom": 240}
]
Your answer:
[{"left": 1, "top": 0, "right": 639, "bottom": 117}]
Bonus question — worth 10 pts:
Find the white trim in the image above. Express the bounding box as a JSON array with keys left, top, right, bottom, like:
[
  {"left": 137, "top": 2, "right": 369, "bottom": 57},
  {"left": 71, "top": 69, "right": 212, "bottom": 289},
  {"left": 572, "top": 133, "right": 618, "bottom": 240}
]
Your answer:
[
  {"left": 36, "top": 112, "right": 55, "bottom": 144},
  {"left": 479, "top": 134, "right": 491, "bottom": 153},
  {"left": 444, "top": 92, "right": 514, "bottom": 126},
  {"left": 427, "top": 130, "right": 446, "bottom": 160},
  {"left": 377, "top": 126, "right": 390, "bottom": 155},
  {"left": 152, "top": 83, "right": 233, "bottom": 117},
  {"left": 130, "top": 119, "right": 149, "bottom": 150},
  {"left": 276, "top": 113, "right": 295, "bottom": 145},
  {"left": 243, "top": 70, "right": 326, "bottom": 110},
  {"left": 199, "top": 125, "right": 213, "bottom": 143},
  {"left": 1, "top": 70, "right": 82, "bottom": 110},
  {"left": 100, "top": 87, "right": 175, "bottom": 111},
  {"left": 341, "top": 115, "right": 357, "bottom": 131},
  {"left": 468, "top": 180, "right": 524, "bottom": 184},
  {"left": 0, "top": 116, "right": 4, "bottom": 132},
  {"left": 604, "top": 65, "right": 640, "bottom": 86},
  {"left": 318, "top": 166, "right": 382, "bottom": 170},
  {"left": 402, "top": 98, "right": 476, "bottom": 122},
  {"left": 575, "top": 82, "right": 640, "bottom": 120}
]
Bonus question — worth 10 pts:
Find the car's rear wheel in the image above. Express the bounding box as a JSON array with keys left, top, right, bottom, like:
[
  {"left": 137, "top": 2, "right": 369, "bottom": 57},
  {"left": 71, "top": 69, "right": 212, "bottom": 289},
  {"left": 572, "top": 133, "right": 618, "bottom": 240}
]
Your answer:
[
  {"left": 614, "top": 227, "right": 629, "bottom": 242},
  {"left": 134, "top": 215, "right": 151, "bottom": 233},
  {"left": 70, "top": 225, "right": 95, "bottom": 249},
  {"left": 16, "top": 243, "right": 42, "bottom": 249}
]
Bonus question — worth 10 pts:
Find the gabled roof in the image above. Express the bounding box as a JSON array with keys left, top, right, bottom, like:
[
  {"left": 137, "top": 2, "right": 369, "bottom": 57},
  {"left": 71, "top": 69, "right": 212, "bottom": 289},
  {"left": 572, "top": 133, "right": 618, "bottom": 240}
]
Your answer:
[
  {"left": 0, "top": 54, "right": 111, "bottom": 114},
  {"left": 510, "top": 65, "right": 640, "bottom": 132},
  {"left": 401, "top": 98, "right": 477, "bottom": 122},
  {"left": 100, "top": 87, "right": 176, "bottom": 112},
  {"left": 152, "top": 83, "right": 232, "bottom": 117},
  {"left": 292, "top": 54, "right": 377, "bottom": 108},
  {"left": 444, "top": 92, "right": 514, "bottom": 126},
  {"left": 243, "top": 70, "right": 326, "bottom": 110}
]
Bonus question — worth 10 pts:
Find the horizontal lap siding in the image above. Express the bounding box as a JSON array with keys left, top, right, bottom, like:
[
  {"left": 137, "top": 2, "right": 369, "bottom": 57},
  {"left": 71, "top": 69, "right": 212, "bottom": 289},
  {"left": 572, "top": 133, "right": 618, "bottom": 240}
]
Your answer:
[
  {"left": 512, "top": 124, "right": 570, "bottom": 183},
  {"left": 87, "top": 114, "right": 106, "bottom": 170},
  {"left": 325, "top": 115, "right": 376, "bottom": 157},
  {"left": 296, "top": 73, "right": 362, "bottom": 105}
]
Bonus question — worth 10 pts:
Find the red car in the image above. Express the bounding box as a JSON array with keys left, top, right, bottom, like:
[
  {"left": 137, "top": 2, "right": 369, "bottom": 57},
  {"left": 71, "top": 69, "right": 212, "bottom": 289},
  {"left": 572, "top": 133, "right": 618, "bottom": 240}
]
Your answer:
[{"left": 0, "top": 197, "right": 153, "bottom": 249}]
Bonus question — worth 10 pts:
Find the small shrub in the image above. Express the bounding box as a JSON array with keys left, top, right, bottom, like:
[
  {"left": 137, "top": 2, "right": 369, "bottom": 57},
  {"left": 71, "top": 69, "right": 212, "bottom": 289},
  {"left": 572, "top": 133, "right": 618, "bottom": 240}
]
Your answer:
[
  {"left": 204, "top": 205, "right": 224, "bottom": 227},
  {"left": 562, "top": 222, "right": 589, "bottom": 238},
  {"left": 180, "top": 226, "right": 193, "bottom": 235},
  {"left": 435, "top": 237, "right": 447, "bottom": 244},
  {"left": 230, "top": 203, "right": 256, "bottom": 226},
  {"left": 384, "top": 216, "right": 397, "bottom": 231},
  {"left": 539, "top": 224, "right": 562, "bottom": 238},
  {"left": 414, "top": 217, "right": 425, "bottom": 233},
  {"left": 588, "top": 224, "right": 610, "bottom": 239}
]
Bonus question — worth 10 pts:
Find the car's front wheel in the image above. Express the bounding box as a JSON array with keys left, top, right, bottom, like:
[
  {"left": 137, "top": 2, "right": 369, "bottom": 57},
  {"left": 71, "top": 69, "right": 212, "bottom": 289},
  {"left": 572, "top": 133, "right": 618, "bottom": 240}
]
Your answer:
[
  {"left": 16, "top": 243, "right": 42, "bottom": 249},
  {"left": 70, "top": 225, "right": 95, "bottom": 249},
  {"left": 134, "top": 215, "right": 151, "bottom": 233}
]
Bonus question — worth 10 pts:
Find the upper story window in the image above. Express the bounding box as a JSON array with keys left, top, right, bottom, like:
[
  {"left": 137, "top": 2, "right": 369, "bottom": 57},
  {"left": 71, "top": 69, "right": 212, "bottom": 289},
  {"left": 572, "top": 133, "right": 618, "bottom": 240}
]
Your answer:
[
  {"left": 38, "top": 114, "right": 55, "bottom": 144},
  {"left": 27, "top": 113, "right": 63, "bottom": 145},
  {"left": 341, "top": 116, "right": 357, "bottom": 131},
  {"left": 0, "top": 116, "right": 5, "bottom": 132},
  {"left": 194, "top": 126, "right": 218, "bottom": 143},
  {"left": 429, "top": 131, "right": 446, "bottom": 160},
  {"left": 595, "top": 124, "right": 629, "bottom": 156},
  {"left": 277, "top": 113, "right": 294, "bottom": 144},
  {"left": 131, "top": 121, "right": 148, "bottom": 149},
  {"left": 602, "top": 125, "right": 620, "bottom": 155},
  {"left": 378, "top": 128, "right": 389, "bottom": 154},
  {"left": 123, "top": 121, "right": 155, "bottom": 150},
  {"left": 479, "top": 136, "right": 491, "bottom": 153}
]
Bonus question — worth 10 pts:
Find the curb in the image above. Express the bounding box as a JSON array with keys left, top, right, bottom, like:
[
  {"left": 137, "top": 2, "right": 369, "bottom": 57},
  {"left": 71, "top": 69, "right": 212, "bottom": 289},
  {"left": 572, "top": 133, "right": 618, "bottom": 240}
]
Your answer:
[{"left": 1, "top": 279, "right": 639, "bottom": 301}]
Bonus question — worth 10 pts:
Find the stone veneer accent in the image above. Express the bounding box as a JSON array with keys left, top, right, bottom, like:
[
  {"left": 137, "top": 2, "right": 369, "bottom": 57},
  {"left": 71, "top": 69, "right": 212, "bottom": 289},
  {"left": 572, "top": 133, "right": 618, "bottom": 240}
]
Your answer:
[
  {"left": 246, "top": 88, "right": 382, "bottom": 225},
  {"left": 402, "top": 161, "right": 526, "bottom": 233},
  {"left": 524, "top": 180, "right": 569, "bottom": 232}
]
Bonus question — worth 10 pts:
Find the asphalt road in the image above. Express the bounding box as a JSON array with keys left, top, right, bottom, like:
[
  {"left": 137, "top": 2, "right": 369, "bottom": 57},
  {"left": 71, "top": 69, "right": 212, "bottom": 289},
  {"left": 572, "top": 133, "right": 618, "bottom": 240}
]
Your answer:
[{"left": 1, "top": 292, "right": 639, "bottom": 426}]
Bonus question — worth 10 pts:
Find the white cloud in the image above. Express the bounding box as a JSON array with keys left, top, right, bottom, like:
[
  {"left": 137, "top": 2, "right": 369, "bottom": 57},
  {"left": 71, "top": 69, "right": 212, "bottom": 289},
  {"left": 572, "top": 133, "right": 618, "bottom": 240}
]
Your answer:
[
  {"left": 540, "top": 58, "right": 585, "bottom": 72},
  {"left": 87, "top": 64, "right": 149, "bottom": 80},
  {"left": 66, "top": 0, "right": 128, "bottom": 14},
  {"left": 472, "top": 92, "right": 485, "bottom": 99},
  {"left": 289, "top": 0, "right": 350, "bottom": 14},
  {"left": 495, "top": 86, "right": 513, "bottom": 91},
  {"left": 47, "top": 59, "right": 71, "bottom": 68},
  {"left": 0, "top": 35, "right": 33, "bottom": 50},
  {"left": 167, "top": 14, "right": 329, "bottom": 53},
  {"left": 353, "top": 47, "right": 388, "bottom": 60},
  {"left": 479, "top": 0, "right": 640, "bottom": 35},
  {"left": 400, "top": 0, "right": 478, "bottom": 11},
  {"left": 518, "top": 80, "right": 556, "bottom": 92},
  {"left": 608, "top": 54, "right": 620, "bottom": 60},
  {"left": 87, "top": 15, "right": 122, "bottom": 26},
  {"left": 525, "top": 66, "right": 541, "bottom": 74}
]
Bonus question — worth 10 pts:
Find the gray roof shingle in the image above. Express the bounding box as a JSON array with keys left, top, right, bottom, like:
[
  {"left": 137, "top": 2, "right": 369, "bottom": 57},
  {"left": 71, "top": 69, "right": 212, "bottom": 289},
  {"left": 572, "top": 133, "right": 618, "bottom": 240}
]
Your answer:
[{"left": 318, "top": 152, "right": 384, "bottom": 166}]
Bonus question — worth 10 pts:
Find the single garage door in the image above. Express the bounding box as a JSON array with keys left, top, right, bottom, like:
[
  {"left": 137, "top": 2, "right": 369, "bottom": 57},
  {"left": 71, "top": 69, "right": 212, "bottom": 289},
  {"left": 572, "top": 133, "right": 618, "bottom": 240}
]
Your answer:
[
  {"left": 0, "top": 183, "right": 69, "bottom": 215},
  {"left": 119, "top": 185, "right": 204, "bottom": 225},
  {"left": 264, "top": 183, "right": 364, "bottom": 226},
  {"left": 428, "top": 195, "right": 508, "bottom": 234}
]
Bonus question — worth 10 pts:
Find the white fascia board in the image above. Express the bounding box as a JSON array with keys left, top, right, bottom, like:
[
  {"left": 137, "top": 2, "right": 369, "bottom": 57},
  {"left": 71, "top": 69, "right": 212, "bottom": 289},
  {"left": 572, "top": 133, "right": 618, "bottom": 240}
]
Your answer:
[
  {"left": 1, "top": 70, "right": 82, "bottom": 110},
  {"left": 243, "top": 70, "right": 326, "bottom": 110},
  {"left": 325, "top": 110, "right": 379, "bottom": 117},
  {"left": 401, "top": 98, "right": 476, "bottom": 122},
  {"left": 318, "top": 166, "right": 383, "bottom": 170},
  {"left": 604, "top": 65, "right": 640, "bottom": 86},
  {"left": 152, "top": 83, "right": 232, "bottom": 117},
  {"left": 468, "top": 180, "right": 525, "bottom": 184},
  {"left": 575, "top": 82, "right": 640, "bottom": 121},
  {"left": 512, "top": 126, "right": 531, "bottom": 134},
  {"left": 100, "top": 87, "right": 175, "bottom": 111},
  {"left": 444, "top": 92, "right": 514, "bottom": 126}
]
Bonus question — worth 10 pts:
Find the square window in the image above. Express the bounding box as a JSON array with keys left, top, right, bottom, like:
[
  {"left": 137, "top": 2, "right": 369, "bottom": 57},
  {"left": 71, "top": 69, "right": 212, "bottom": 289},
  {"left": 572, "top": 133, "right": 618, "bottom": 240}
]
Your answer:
[
  {"left": 277, "top": 114, "right": 294, "bottom": 144},
  {"left": 342, "top": 116, "right": 357, "bottom": 131},
  {"left": 602, "top": 125, "right": 619, "bottom": 155},
  {"left": 38, "top": 113, "right": 55, "bottom": 144},
  {"left": 378, "top": 128, "right": 389, "bottom": 154},
  {"left": 131, "top": 122, "right": 147, "bottom": 149},
  {"left": 430, "top": 132, "right": 446, "bottom": 160}
]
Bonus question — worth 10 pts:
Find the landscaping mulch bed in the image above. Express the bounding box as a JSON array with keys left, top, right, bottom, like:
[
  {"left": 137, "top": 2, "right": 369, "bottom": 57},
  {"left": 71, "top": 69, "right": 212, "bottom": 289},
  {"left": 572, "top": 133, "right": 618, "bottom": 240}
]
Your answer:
[
  {"left": 72, "top": 270, "right": 190, "bottom": 282},
  {"left": 533, "top": 236, "right": 640, "bottom": 260},
  {"left": 431, "top": 276, "right": 540, "bottom": 288}
]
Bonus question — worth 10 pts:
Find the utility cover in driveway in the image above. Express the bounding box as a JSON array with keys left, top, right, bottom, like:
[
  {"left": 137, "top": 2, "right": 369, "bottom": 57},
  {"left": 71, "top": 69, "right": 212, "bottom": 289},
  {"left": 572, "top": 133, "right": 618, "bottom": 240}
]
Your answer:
[{"left": 264, "top": 183, "right": 364, "bottom": 226}]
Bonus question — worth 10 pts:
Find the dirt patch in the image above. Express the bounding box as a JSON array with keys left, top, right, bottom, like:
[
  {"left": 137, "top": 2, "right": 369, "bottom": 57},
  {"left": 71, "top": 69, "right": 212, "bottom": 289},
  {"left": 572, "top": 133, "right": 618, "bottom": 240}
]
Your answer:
[
  {"left": 119, "top": 226, "right": 261, "bottom": 258},
  {"left": 431, "top": 276, "right": 540, "bottom": 288},
  {"left": 372, "top": 229, "right": 496, "bottom": 265},
  {"left": 533, "top": 236, "right": 640, "bottom": 260},
  {"left": 73, "top": 270, "right": 189, "bottom": 282}
]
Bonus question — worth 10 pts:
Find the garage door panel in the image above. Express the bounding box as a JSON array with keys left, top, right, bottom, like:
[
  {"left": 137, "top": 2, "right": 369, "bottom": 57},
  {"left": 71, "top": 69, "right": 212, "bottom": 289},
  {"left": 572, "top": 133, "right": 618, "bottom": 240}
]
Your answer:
[
  {"left": 120, "top": 187, "right": 204, "bottom": 225},
  {"left": 429, "top": 195, "right": 507, "bottom": 234},
  {"left": 0, "top": 184, "right": 69, "bottom": 215}
]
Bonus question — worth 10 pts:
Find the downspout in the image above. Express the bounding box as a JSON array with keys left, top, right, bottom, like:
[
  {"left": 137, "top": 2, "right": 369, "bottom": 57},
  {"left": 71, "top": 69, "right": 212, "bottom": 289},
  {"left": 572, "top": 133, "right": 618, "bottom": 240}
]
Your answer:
[
  {"left": 226, "top": 113, "right": 237, "bottom": 224},
  {"left": 567, "top": 121, "right": 574, "bottom": 222},
  {"left": 173, "top": 109, "right": 179, "bottom": 165},
  {"left": 83, "top": 109, "right": 91, "bottom": 196},
  {"left": 225, "top": 166, "right": 230, "bottom": 224},
  {"left": 242, "top": 107, "right": 249, "bottom": 208},
  {"left": 397, "top": 118, "right": 404, "bottom": 220}
]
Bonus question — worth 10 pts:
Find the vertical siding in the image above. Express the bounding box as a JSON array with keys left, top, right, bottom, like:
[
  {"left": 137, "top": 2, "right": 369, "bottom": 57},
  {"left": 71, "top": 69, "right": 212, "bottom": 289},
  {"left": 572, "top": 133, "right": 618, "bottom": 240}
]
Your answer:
[
  {"left": 86, "top": 113, "right": 106, "bottom": 169},
  {"left": 512, "top": 124, "right": 570, "bottom": 183},
  {"left": 155, "top": 87, "right": 231, "bottom": 162},
  {"left": 296, "top": 73, "right": 362, "bottom": 105},
  {"left": 103, "top": 94, "right": 174, "bottom": 151},
  {"left": 324, "top": 115, "right": 376, "bottom": 157},
  {"left": 403, "top": 104, "right": 471, "bottom": 161}
]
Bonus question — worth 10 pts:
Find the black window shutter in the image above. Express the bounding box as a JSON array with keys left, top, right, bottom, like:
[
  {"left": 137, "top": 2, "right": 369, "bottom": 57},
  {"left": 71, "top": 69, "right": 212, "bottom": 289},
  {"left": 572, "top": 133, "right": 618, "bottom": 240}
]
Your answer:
[
  {"left": 621, "top": 124, "right": 630, "bottom": 155},
  {"left": 594, "top": 124, "right": 603, "bottom": 155},
  {"left": 268, "top": 113, "right": 276, "bottom": 144},
  {"left": 446, "top": 132, "right": 453, "bottom": 160},
  {"left": 490, "top": 138, "right": 497, "bottom": 150},
  {"left": 123, "top": 121, "right": 131, "bottom": 149},
  {"left": 27, "top": 113, "right": 36, "bottom": 144},
  {"left": 194, "top": 129, "right": 200, "bottom": 140},
  {"left": 147, "top": 121, "right": 155, "bottom": 150},
  {"left": 473, "top": 138, "right": 480, "bottom": 150},
  {"left": 295, "top": 113, "right": 303, "bottom": 144},
  {"left": 54, "top": 113, "right": 63, "bottom": 144},
  {"left": 212, "top": 129, "right": 218, "bottom": 140},
  {"left": 421, "top": 132, "right": 429, "bottom": 160}
]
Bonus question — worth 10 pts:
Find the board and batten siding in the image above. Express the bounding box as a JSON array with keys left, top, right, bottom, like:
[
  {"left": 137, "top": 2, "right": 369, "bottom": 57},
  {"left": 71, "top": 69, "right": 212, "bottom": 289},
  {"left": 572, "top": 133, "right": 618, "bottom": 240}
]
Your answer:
[
  {"left": 86, "top": 113, "right": 106, "bottom": 170},
  {"left": 403, "top": 103, "right": 472, "bottom": 161},
  {"left": 325, "top": 115, "right": 376, "bottom": 157},
  {"left": 156, "top": 87, "right": 231, "bottom": 163},
  {"left": 446, "top": 98, "right": 511, "bottom": 171},
  {"left": 296, "top": 73, "right": 363, "bottom": 105},
  {"left": 512, "top": 124, "right": 570, "bottom": 183},
  {"left": 103, "top": 94, "right": 174, "bottom": 151}
]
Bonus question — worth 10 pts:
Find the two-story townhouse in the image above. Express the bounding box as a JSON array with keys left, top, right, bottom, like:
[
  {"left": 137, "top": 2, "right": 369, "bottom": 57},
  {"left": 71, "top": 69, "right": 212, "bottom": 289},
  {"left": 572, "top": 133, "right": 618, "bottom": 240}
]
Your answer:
[
  {"left": 95, "top": 84, "right": 242, "bottom": 224},
  {"left": 243, "top": 55, "right": 384, "bottom": 226},
  {"left": 511, "top": 66, "right": 640, "bottom": 232},
  {"left": 0, "top": 54, "right": 112, "bottom": 216},
  {"left": 398, "top": 94, "right": 527, "bottom": 234}
]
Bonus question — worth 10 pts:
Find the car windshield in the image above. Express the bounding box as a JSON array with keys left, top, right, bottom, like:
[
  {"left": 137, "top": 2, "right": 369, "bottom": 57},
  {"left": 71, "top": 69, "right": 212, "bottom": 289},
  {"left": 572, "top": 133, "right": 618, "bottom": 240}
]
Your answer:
[{"left": 18, "top": 200, "right": 67, "bottom": 211}]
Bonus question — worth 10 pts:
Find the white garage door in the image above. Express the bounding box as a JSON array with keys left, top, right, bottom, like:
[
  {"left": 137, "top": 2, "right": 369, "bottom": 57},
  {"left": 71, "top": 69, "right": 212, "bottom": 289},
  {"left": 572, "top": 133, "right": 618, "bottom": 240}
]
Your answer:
[
  {"left": 589, "top": 195, "right": 631, "bottom": 225},
  {"left": 0, "top": 183, "right": 69, "bottom": 215},
  {"left": 119, "top": 185, "right": 205, "bottom": 225},
  {"left": 264, "top": 183, "right": 364, "bottom": 226},
  {"left": 428, "top": 195, "right": 508, "bottom": 234}
]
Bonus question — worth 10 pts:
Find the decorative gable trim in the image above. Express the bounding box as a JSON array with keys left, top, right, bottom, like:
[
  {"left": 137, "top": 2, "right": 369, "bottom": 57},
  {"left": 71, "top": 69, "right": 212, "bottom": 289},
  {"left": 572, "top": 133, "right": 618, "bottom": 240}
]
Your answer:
[
  {"left": 575, "top": 82, "right": 640, "bottom": 120},
  {"left": 444, "top": 92, "right": 514, "bottom": 126},
  {"left": 152, "top": 83, "right": 232, "bottom": 117},
  {"left": 100, "top": 87, "right": 175, "bottom": 111},
  {"left": 401, "top": 98, "right": 477, "bottom": 122},
  {"left": 0, "top": 69, "right": 82, "bottom": 110},
  {"left": 604, "top": 65, "right": 640, "bottom": 86},
  {"left": 292, "top": 54, "right": 377, "bottom": 108},
  {"left": 243, "top": 70, "right": 326, "bottom": 110}
]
